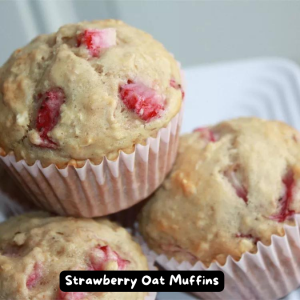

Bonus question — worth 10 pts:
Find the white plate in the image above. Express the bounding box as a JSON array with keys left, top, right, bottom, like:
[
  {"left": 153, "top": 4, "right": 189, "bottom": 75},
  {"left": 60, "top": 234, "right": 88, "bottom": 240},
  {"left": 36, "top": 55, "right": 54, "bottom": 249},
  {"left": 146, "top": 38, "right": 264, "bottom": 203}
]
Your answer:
[
  {"left": 160, "top": 57, "right": 300, "bottom": 300},
  {"left": 1, "top": 57, "right": 300, "bottom": 300},
  {"left": 182, "top": 57, "right": 300, "bottom": 133}
]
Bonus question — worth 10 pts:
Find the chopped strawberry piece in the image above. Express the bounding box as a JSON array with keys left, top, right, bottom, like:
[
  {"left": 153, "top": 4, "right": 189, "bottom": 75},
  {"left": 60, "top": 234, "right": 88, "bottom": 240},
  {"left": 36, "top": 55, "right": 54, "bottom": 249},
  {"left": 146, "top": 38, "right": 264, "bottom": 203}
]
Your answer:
[
  {"left": 26, "top": 262, "right": 43, "bottom": 289},
  {"left": 57, "top": 291, "right": 87, "bottom": 300},
  {"left": 90, "top": 245, "right": 129, "bottom": 271},
  {"left": 224, "top": 166, "right": 248, "bottom": 203},
  {"left": 170, "top": 78, "right": 185, "bottom": 99},
  {"left": 194, "top": 127, "right": 216, "bottom": 142},
  {"left": 270, "top": 171, "right": 295, "bottom": 222},
  {"left": 36, "top": 87, "right": 65, "bottom": 148},
  {"left": 236, "top": 233, "right": 259, "bottom": 244},
  {"left": 77, "top": 28, "right": 116, "bottom": 57},
  {"left": 119, "top": 81, "right": 165, "bottom": 121}
]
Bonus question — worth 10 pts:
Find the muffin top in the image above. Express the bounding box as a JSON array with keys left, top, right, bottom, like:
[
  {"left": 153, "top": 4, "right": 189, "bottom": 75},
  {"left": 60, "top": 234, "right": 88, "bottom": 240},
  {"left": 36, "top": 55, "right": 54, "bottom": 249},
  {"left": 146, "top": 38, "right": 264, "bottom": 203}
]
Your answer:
[
  {"left": 0, "top": 212, "right": 148, "bottom": 300},
  {"left": 0, "top": 19, "right": 183, "bottom": 167},
  {"left": 139, "top": 118, "right": 300, "bottom": 267}
]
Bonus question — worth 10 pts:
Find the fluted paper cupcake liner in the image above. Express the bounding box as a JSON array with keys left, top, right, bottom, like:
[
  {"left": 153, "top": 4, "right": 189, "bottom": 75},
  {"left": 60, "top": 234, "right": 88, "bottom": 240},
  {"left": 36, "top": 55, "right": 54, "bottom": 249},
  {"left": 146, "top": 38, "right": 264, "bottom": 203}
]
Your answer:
[
  {"left": 136, "top": 215, "right": 300, "bottom": 300},
  {"left": 0, "top": 107, "right": 183, "bottom": 218}
]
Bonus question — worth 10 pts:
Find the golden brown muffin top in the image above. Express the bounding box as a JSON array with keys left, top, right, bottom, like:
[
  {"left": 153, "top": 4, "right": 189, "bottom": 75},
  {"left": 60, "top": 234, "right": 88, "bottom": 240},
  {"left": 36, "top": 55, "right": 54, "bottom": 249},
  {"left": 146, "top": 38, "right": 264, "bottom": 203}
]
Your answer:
[
  {"left": 139, "top": 118, "right": 300, "bottom": 266},
  {"left": 0, "top": 212, "right": 148, "bottom": 299},
  {"left": 0, "top": 20, "right": 183, "bottom": 167}
]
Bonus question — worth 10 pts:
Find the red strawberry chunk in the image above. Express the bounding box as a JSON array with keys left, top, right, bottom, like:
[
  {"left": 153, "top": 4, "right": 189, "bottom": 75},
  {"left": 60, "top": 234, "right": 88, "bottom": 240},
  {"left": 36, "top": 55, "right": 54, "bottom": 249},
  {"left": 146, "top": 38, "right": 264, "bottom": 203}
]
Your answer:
[
  {"left": 225, "top": 166, "right": 248, "bottom": 203},
  {"left": 90, "top": 245, "right": 129, "bottom": 271},
  {"left": 170, "top": 79, "right": 185, "bottom": 99},
  {"left": 57, "top": 291, "right": 87, "bottom": 300},
  {"left": 26, "top": 262, "right": 43, "bottom": 289},
  {"left": 77, "top": 28, "right": 116, "bottom": 57},
  {"left": 36, "top": 88, "right": 65, "bottom": 148},
  {"left": 270, "top": 171, "right": 295, "bottom": 222},
  {"left": 236, "top": 233, "right": 259, "bottom": 244},
  {"left": 194, "top": 127, "right": 216, "bottom": 142},
  {"left": 119, "top": 81, "right": 165, "bottom": 121}
]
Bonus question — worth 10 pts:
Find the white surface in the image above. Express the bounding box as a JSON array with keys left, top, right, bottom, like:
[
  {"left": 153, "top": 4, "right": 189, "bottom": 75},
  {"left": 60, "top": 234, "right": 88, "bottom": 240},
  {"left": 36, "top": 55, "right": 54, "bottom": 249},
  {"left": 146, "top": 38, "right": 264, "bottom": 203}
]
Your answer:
[
  {"left": 1, "top": 58, "right": 300, "bottom": 300},
  {"left": 183, "top": 57, "right": 300, "bottom": 132},
  {"left": 160, "top": 57, "right": 300, "bottom": 300}
]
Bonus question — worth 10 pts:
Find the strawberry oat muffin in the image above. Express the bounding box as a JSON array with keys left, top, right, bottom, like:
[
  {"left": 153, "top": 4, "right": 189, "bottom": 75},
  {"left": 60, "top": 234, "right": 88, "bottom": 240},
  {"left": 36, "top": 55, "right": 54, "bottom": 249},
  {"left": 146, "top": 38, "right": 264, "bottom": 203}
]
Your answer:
[
  {"left": 0, "top": 19, "right": 183, "bottom": 217},
  {"left": 0, "top": 19, "right": 183, "bottom": 166},
  {"left": 0, "top": 212, "right": 149, "bottom": 300},
  {"left": 139, "top": 118, "right": 300, "bottom": 266}
]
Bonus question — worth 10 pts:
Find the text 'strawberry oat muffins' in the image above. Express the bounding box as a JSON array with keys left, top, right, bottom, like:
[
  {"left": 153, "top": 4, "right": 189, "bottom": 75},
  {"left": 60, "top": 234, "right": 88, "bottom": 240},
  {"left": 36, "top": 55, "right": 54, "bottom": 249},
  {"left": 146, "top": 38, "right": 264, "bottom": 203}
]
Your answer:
[
  {"left": 0, "top": 20, "right": 184, "bottom": 217},
  {"left": 0, "top": 212, "right": 155, "bottom": 300},
  {"left": 139, "top": 118, "right": 300, "bottom": 299}
]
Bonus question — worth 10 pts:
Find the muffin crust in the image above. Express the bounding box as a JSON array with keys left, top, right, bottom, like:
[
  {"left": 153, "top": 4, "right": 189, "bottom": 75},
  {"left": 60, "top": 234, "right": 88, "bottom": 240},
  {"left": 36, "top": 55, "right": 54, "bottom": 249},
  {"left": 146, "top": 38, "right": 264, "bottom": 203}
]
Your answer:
[
  {"left": 0, "top": 212, "right": 148, "bottom": 299},
  {"left": 139, "top": 118, "right": 300, "bottom": 266},
  {"left": 0, "top": 20, "right": 182, "bottom": 167}
]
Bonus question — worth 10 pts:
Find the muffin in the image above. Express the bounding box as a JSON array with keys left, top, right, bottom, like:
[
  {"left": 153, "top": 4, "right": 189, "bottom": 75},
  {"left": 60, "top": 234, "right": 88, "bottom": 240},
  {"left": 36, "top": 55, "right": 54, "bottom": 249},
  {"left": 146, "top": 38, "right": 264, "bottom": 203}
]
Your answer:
[
  {"left": 0, "top": 19, "right": 184, "bottom": 217},
  {"left": 0, "top": 212, "right": 150, "bottom": 300},
  {"left": 139, "top": 118, "right": 300, "bottom": 299}
]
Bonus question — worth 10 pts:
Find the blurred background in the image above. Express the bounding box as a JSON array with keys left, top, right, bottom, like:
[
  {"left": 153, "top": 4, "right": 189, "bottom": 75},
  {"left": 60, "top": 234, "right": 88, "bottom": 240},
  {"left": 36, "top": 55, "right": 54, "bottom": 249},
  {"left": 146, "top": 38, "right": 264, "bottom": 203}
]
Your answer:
[{"left": 1, "top": 0, "right": 300, "bottom": 67}]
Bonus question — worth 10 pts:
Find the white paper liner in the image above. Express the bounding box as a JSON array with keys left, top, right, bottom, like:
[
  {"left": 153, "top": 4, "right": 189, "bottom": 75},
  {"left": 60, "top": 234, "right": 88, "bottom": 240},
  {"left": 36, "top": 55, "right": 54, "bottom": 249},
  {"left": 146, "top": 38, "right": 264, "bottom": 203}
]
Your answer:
[
  {"left": 0, "top": 107, "right": 183, "bottom": 218},
  {"left": 136, "top": 216, "right": 300, "bottom": 300}
]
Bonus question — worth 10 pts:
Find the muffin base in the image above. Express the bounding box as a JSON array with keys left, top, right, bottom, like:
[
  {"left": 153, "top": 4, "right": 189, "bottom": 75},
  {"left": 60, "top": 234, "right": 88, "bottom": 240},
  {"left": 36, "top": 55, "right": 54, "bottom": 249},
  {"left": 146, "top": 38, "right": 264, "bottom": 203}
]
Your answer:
[{"left": 137, "top": 215, "right": 300, "bottom": 300}]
